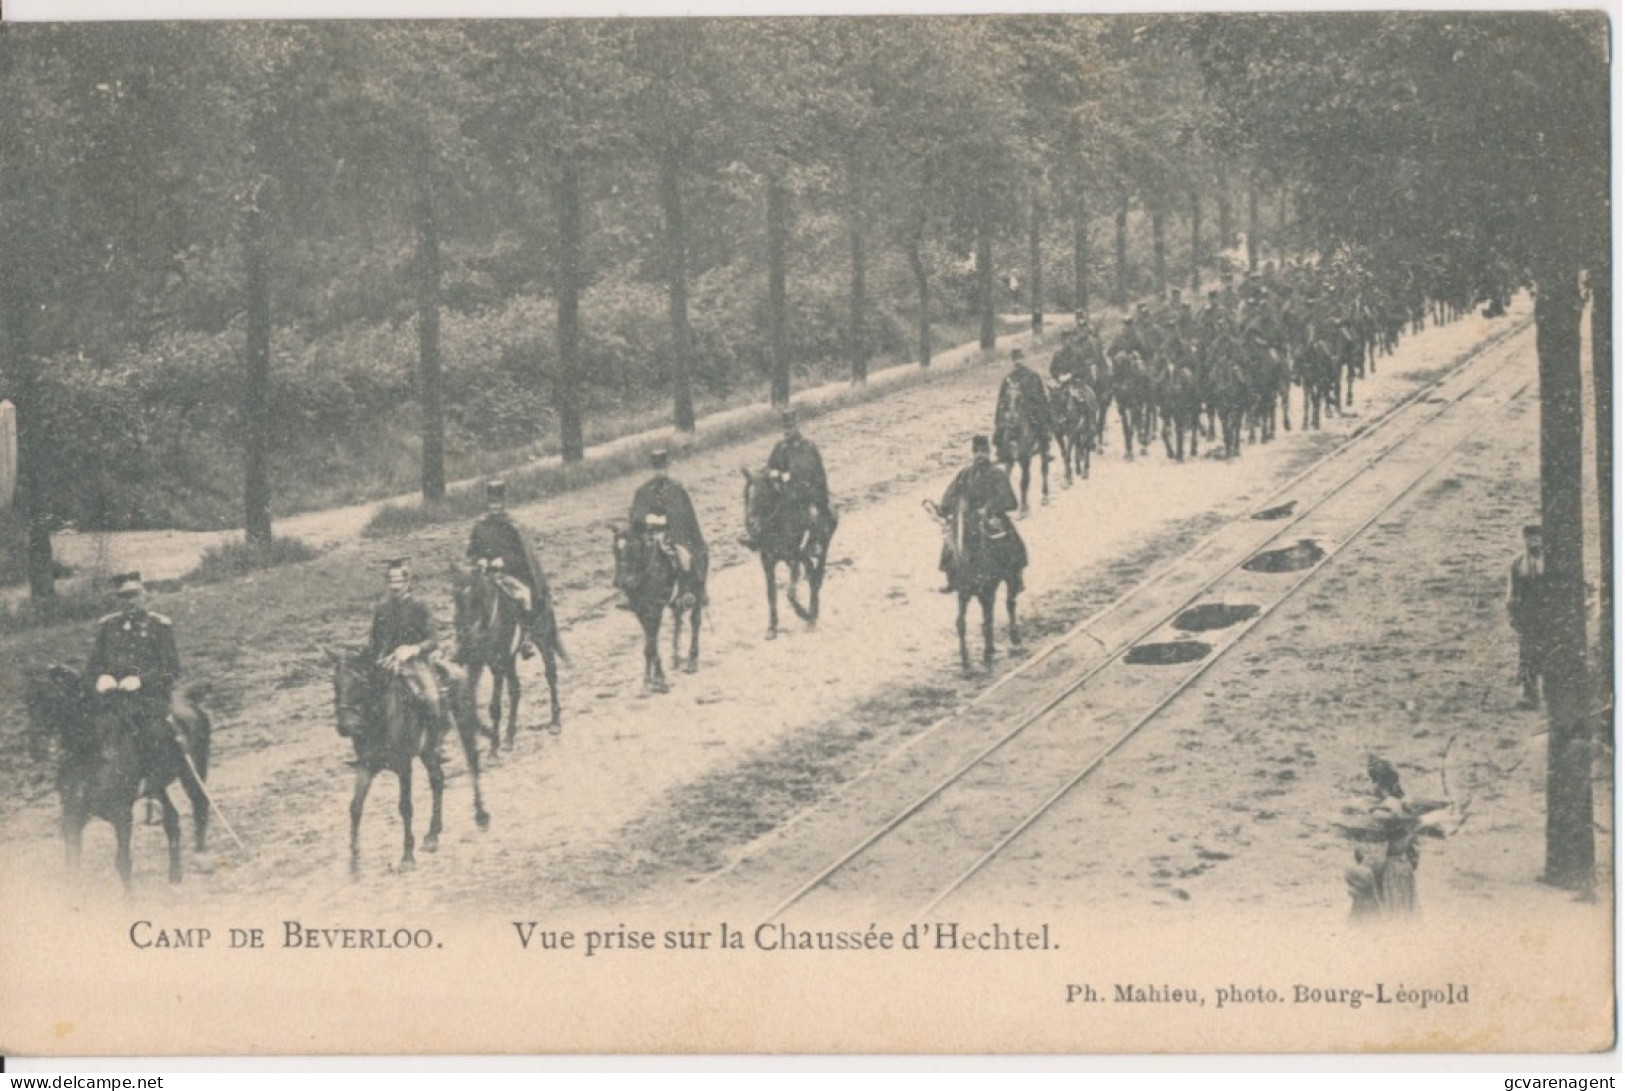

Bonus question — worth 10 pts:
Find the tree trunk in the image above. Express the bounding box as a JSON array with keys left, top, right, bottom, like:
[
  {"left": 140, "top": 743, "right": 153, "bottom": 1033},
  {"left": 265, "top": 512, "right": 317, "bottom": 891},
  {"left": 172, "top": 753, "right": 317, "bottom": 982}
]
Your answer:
[
  {"left": 1189, "top": 190, "right": 1202, "bottom": 293},
  {"left": 1217, "top": 164, "right": 1232, "bottom": 249},
  {"left": 977, "top": 211, "right": 995, "bottom": 351},
  {"left": 1073, "top": 190, "right": 1089, "bottom": 321},
  {"left": 1246, "top": 180, "right": 1260, "bottom": 274},
  {"left": 767, "top": 175, "right": 791, "bottom": 404},
  {"left": 1151, "top": 206, "right": 1167, "bottom": 297},
  {"left": 660, "top": 143, "right": 696, "bottom": 432},
  {"left": 1276, "top": 187, "right": 1289, "bottom": 263},
  {"left": 2, "top": 289, "right": 53, "bottom": 599},
  {"left": 555, "top": 153, "right": 585, "bottom": 463},
  {"left": 1535, "top": 262, "right": 1594, "bottom": 891},
  {"left": 1113, "top": 193, "right": 1129, "bottom": 308},
  {"left": 413, "top": 163, "right": 445, "bottom": 502},
  {"left": 1029, "top": 193, "right": 1044, "bottom": 338},
  {"left": 242, "top": 193, "right": 273, "bottom": 546},
  {"left": 848, "top": 190, "right": 869, "bottom": 384},
  {"left": 906, "top": 229, "right": 930, "bottom": 368},
  {"left": 1590, "top": 263, "right": 1612, "bottom": 709}
]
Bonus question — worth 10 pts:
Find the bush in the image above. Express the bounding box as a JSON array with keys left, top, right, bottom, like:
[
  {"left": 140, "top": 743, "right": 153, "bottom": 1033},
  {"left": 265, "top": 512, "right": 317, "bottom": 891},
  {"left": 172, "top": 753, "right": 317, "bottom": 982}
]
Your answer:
[
  {"left": 186, "top": 534, "right": 321, "bottom": 585},
  {"left": 0, "top": 586, "right": 116, "bottom": 634}
]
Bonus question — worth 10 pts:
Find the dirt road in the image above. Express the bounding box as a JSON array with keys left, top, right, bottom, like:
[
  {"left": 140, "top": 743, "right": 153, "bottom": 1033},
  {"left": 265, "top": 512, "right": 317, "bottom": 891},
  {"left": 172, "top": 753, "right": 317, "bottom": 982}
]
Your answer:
[{"left": 3, "top": 296, "right": 1597, "bottom": 932}]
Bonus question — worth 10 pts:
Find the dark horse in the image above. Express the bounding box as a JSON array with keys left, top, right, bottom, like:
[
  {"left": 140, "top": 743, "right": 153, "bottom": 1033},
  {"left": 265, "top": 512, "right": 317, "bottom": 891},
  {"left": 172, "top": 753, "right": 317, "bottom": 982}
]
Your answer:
[
  {"left": 23, "top": 665, "right": 211, "bottom": 889},
  {"left": 1051, "top": 377, "right": 1099, "bottom": 484},
  {"left": 327, "top": 648, "right": 489, "bottom": 878},
  {"left": 928, "top": 498, "right": 1024, "bottom": 674},
  {"left": 450, "top": 562, "right": 563, "bottom": 756},
  {"left": 613, "top": 526, "right": 703, "bottom": 692},
  {"left": 742, "top": 467, "right": 836, "bottom": 638},
  {"left": 996, "top": 384, "right": 1051, "bottom": 514}
]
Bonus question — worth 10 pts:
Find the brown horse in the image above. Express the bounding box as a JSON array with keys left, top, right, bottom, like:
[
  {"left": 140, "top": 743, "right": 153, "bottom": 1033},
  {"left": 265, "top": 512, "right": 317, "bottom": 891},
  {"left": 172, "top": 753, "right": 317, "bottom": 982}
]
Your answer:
[
  {"left": 450, "top": 562, "right": 563, "bottom": 755},
  {"left": 612, "top": 526, "right": 703, "bottom": 692},
  {"left": 742, "top": 467, "right": 836, "bottom": 639},
  {"left": 24, "top": 664, "right": 211, "bottom": 890},
  {"left": 928, "top": 498, "right": 1025, "bottom": 674},
  {"left": 327, "top": 648, "right": 489, "bottom": 878}
]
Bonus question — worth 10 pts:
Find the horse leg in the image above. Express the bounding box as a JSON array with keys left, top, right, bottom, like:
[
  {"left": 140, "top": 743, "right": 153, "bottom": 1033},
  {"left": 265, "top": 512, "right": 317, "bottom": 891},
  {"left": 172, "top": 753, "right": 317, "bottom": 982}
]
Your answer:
[
  {"left": 397, "top": 764, "right": 416, "bottom": 871},
  {"left": 980, "top": 587, "right": 996, "bottom": 669},
  {"left": 449, "top": 685, "right": 491, "bottom": 830},
  {"left": 158, "top": 790, "right": 183, "bottom": 884},
  {"left": 542, "top": 644, "right": 562, "bottom": 732},
  {"left": 487, "top": 664, "right": 507, "bottom": 751},
  {"left": 1039, "top": 449, "right": 1050, "bottom": 504},
  {"left": 1120, "top": 408, "right": 1134, "bottom": 460},
  {"left": 178, "top": 755, "right": 210, "bottom": 852},
  {"left": 1007, "top": 581, "right": 1022, "bottom": 647},
  {"left": 763, "top": 556, "right": 779, "bottom": 639},
  {"left": 957, "top": 593, "right": 972, "bottom": 675},
  {"left": 421, "top": 747, "right": 445, "bottom": 854},
  {"left": 113, "top": 808, "right": 134, "bottom": 892},
  {"left": 686, "top": 601, "right": 701, "bottom": 672},
  {"left": 669, "top": 600, "right": 682, "bottom": 670},
  {"left": 1018, "top": 458, "right": 1031, "bottom": 514},
  {"left": 469, "top": 663, "right": 499, "bottom": 758},
  {"left": 350, "top": 766, "right": 376, "bottom": 879},
  {"left": 504, "top": 666, "right": 521, "bottom": 749}
]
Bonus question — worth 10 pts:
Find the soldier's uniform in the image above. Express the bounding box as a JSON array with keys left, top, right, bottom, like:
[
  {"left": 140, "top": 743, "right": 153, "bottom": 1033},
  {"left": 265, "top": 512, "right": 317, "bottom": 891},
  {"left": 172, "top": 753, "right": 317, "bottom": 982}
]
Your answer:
[
  {"left": 364, "top": 561, "right": 447, "bottom": 731},
  {"left": 1507, "top": 525, "right": 1548, "bottom": 709},
  {"left": 467, "top": 480, "right": 550, "bottom": 654},
  {"left": 88, "top": 573, "right": 181, "bottom": 736},
  {"left": 767, "top": 424, "right": 831, "bottom": 521},
  {"left": 938, "top": 437, "right": 1028, "bottom": 593},
  {"left": 993, "top": 351, "right": 1052, "bottom": 467},
  {"left": 629, "top": 451, "right": 708, "bottom": 602}
]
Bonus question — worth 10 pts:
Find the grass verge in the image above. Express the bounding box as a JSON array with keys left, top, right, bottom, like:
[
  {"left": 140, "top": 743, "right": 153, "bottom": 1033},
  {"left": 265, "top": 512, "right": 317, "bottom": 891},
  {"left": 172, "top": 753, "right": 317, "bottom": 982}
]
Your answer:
[{"left": 186, "top": 534, "right": 322, "bottom": 585}]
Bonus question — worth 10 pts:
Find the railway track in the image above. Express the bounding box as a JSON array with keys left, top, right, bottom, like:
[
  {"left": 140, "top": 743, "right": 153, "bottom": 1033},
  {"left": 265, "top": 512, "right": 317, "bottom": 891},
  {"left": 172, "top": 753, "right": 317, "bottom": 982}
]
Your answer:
[{"left": 740, "top": 313, "right": 1535, "bottom": 922}]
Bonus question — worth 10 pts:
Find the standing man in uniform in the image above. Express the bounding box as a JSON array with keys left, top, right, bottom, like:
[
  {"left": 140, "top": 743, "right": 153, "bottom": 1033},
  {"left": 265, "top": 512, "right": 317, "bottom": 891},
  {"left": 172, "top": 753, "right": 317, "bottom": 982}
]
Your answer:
[
  {"left": 1507, "top": 524, "right": 1549, "bottom": 710},
  {"left": 88, "top": 571, "right": 182, "bottom": 745},
  {"left": 466, "top": 480, "right": 548, "bottom": 659},
  {"left": 629, "top": 449, "right": 708, "bottom": 608},
  {"left": 362, "top": 558, "right": 448, "bottom": 733}
]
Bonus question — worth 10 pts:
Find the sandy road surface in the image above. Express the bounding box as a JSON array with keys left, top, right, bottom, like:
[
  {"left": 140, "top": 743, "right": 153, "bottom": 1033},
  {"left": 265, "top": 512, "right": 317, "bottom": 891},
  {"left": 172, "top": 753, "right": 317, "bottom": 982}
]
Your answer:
[{"left": 3, "top": 298, "right": 1577, "bottom": 928}]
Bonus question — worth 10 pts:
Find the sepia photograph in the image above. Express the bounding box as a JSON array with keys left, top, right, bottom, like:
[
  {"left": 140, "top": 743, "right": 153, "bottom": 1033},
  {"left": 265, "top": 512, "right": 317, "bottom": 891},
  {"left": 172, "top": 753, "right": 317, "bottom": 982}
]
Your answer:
[{"left": 0, "top": 9, "right": 1613, "bottom": 1058}]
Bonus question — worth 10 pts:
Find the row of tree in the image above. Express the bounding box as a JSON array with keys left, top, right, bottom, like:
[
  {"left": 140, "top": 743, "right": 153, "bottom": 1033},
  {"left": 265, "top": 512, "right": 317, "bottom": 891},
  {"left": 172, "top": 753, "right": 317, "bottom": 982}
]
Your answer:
[{"left": 0, "top": 18, "right": 1277, "bottom": 591}]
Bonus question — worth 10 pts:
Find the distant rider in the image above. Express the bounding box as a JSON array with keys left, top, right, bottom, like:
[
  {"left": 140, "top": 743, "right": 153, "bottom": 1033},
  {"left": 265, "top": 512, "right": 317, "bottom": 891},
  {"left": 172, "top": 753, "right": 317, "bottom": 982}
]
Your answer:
[
  {"left": 466, "top": 480, "right": 549, "bottom": 659},
  {"left": 936, "top": 435, "right": 1027, "bottom": 594},
  {"left": 628, "top": 448, "right": 708, "bottom": 608}
]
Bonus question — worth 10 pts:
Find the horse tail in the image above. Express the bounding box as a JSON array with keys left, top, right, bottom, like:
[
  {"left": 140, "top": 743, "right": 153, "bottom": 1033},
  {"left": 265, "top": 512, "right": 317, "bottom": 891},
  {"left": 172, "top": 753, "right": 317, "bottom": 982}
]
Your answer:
[{"left": 536, "top": 591, "right": 570, "bottom": 667}]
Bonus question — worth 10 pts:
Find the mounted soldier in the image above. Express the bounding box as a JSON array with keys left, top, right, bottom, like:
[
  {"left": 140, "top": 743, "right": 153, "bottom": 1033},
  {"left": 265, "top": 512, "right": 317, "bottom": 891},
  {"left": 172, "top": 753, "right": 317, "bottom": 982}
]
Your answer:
[
  {"left": 87, "top": 571, "right": 183, "bottom": 747},
  {"left": 742, "top": 409, "right": 834, "bottom": 551},
  {"left": 937, "top": 435, "right": 1026, "bottom": 594},
  {"left": 993, "top": 346, "right": 1052, "bottom": 512},
  {"left": 361, "top": 558, "right": 449, "bottom": 736},
  {"left": 627, "top": 448, "right": 708, "bottom": 609},
  {"left": 466, "top": 480, "right": 549, "bottom": 660}
]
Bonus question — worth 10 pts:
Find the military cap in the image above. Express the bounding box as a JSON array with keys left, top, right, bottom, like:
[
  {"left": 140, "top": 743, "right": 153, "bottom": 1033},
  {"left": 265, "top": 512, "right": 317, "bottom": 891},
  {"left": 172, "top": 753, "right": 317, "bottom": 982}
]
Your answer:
[
  {"left": 650, "top": 448, "right": 670, "bottom": 470},
  {"left": 781, "top": 408, "right": 798, "bottom": 427},
  {"left": 485, "top": 480, "right": 506, "bottom": 503},
  {"left": 1522, "top": 524, "right": 1543, "bottom": 540},
  {"left": 971, "top": 435, "right": 991, "bottom": 454},
  {"left": 112, "top": 571, "right": 143, "bottom": 597}
]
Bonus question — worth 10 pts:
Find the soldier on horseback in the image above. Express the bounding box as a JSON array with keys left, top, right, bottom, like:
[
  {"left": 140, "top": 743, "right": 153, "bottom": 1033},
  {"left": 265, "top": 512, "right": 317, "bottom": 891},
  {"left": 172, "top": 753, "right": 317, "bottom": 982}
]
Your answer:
[
  {"left": 627, "top": 448, "right": 708, "bottom": 609},
  {"left": 994, "top": 347, "right": 1052, "bottom": 512},
  {"left": 466, "top": 480, "right": 549, "bottom": 660},
  {"left": 361, "top": 559, "right": 449, "bottom": 737},
  {"left": 741, "top": 409, "right": 833, "bottom": 551},
  {"left": 87, "top": 571, "right": 182, "bottom": 746},
  {"left": 937, "top": 435, "right": 1027, "bottom": 594}
]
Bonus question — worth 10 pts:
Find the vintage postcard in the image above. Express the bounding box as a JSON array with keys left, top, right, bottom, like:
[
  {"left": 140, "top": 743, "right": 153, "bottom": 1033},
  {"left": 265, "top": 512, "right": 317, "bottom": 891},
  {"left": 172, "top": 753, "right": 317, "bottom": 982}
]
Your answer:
[{"left": 0, "top": 10, "right": 1613, "bottom": 1057}]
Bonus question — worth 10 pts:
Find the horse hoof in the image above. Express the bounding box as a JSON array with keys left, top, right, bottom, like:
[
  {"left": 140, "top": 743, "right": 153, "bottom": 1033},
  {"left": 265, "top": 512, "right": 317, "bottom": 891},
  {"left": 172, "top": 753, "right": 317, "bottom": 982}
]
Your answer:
[
  {"left": 685, "top": 659, "right": 698, "bottom": 674},
  {"left": 476, "top": 810, "right": 491, "bottom": 830},
  {"left": 399, "top": 857, "right": 416, "bottom": 872},
  {"left": 548, "top": 718, "right": 562, "bottom": 736},
  {"left": 424, "top": 836, "right": 439, "bottom": 854},
  {"left": 766, "top": 629, "right": 778, "bottom": 641}
]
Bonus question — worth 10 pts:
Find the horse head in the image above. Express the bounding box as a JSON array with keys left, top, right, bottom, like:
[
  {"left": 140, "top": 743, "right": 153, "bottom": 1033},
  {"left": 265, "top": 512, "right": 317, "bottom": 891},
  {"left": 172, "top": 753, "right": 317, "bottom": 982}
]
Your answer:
[
  {"left": 23, "top": 663, "right": 94, "bottom": 760},
  {"left": 325, "top": 646, "right": 373, "bottom": 740}
]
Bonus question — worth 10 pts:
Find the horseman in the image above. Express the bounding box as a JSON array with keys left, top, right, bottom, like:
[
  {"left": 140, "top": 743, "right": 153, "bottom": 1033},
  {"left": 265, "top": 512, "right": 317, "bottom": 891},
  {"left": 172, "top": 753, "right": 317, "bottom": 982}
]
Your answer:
[
  {"left": 361, "top": 559, "right": 449, "bottom": 736},
  {"left": 937, "top": 435, "right": 1026, "bottom": 594},
  {"left": 993, "top": 348, "right": 1051, "bottom": 464},
  {"left": 628, "top": 448, "right": 708, "bottom": 608},
  {"left": 87, "top": 571, "right": 182, "bottom": 747},
  {"left": 741, "top": 409, "right": 833, "bottom": 551},
  {"left": 466, "top": 480, "right": 549, "bottom": 659},
  {"left": 1050, "top": 321, "right": 1105, "bottom": 386}
]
